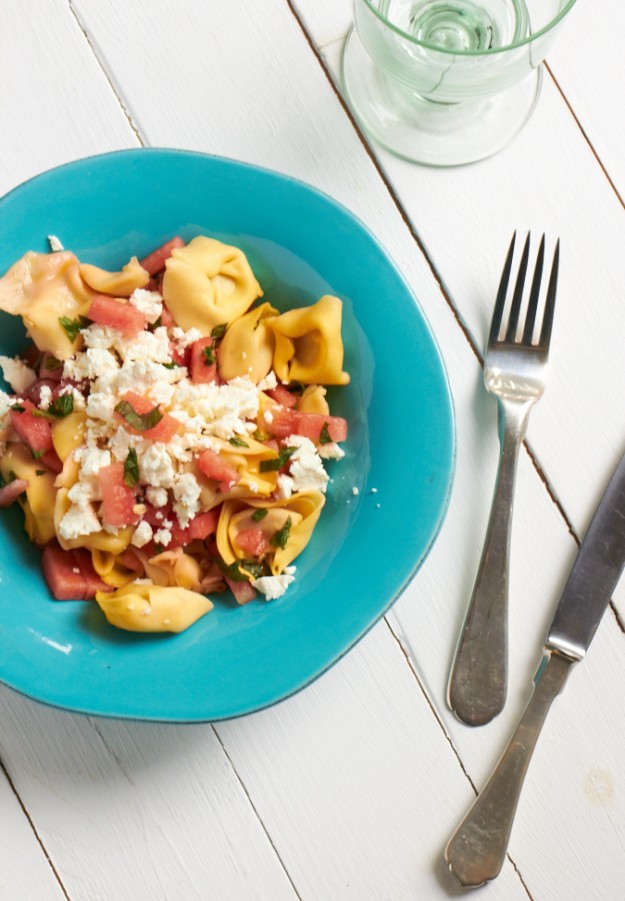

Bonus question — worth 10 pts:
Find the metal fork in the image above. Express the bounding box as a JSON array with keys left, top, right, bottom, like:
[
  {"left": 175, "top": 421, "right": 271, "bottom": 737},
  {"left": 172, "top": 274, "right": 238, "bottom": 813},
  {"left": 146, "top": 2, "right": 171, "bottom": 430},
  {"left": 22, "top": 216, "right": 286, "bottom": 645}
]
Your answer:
[{"left": 448, "top": 233, "right": 560, "bottom": 726}]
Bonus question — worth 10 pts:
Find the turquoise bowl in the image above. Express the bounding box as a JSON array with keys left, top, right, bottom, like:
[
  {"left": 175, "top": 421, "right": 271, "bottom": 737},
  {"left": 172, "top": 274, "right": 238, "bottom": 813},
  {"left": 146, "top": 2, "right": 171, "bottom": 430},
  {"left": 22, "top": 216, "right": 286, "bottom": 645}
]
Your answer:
[{"left": 0, "top": 149, "right": 454, "bottom": 721}]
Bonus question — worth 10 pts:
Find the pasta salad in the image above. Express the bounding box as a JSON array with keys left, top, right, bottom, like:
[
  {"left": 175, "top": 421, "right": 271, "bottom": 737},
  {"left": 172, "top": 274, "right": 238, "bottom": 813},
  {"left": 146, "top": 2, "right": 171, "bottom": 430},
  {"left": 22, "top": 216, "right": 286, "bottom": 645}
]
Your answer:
[{"left": 0, "top": 235, "right": 349, "bottom": 634}]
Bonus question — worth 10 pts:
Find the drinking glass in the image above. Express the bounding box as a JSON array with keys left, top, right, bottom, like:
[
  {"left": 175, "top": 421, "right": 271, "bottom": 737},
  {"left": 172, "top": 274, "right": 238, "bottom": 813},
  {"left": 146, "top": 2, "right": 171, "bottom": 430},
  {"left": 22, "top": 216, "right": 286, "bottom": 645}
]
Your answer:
[{"left": 342, "top": 0, "right": 578, "bottom": 166}]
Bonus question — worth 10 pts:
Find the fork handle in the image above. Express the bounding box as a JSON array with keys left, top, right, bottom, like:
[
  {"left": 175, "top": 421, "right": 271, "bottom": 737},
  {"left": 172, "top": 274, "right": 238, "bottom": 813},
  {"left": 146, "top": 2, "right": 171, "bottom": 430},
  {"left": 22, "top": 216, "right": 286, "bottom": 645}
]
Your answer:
[
  {"left": 445, "top": 650, "right": 573, "bottom": 887},
  {"left": 448, "top": 399, "right": 533, "bottom": 726}
]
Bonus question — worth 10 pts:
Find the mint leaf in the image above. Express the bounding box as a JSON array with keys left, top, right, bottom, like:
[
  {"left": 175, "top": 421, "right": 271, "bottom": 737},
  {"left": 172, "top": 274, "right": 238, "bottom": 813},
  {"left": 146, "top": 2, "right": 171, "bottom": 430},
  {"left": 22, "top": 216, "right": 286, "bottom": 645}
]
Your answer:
[
  {"left": 259, "top": 447, "right": 296, "bottom": 473},
  {"left": 228, "top": 436, "right": 249, "bottom": 448},
  {"left": 59, "top": 315, "right": 90, "bottom": 342},
  {"left": 270, "top": 516, "right": 292, "bottom": 550},
  {"left": 319, "top": 422, "right": 332, "bottom": 445},
  {"left": 251, "top": 508, "right": 268, "bottom": 522},
  {"left": 124, "top": 448, "right": 139, "bottom": 487},
  {"left": 115, "top": 399, "right": 163, "bottom": 432},
  {"left": 211, "top": 323, "right": 227, "bottom": 340}
]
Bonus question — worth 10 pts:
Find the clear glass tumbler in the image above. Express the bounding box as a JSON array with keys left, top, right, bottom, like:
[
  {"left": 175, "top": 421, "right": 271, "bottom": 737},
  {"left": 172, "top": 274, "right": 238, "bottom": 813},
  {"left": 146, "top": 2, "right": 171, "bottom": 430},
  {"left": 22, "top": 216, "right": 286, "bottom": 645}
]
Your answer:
[{"left": 342, "top": 0, "right": 578, "bottom": 166}]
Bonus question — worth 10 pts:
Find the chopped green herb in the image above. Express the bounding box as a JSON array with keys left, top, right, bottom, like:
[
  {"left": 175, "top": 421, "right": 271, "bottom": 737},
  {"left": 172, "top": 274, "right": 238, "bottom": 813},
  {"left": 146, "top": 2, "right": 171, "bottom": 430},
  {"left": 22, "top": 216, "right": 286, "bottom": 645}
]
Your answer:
[
  {"left": 203, "top": 344, "right": 216, "bottom": 366},
  {"left": 240, "top": 560, "right": 265, "bottom": 580},
  {"left": 162, "top": 361, "right": 180, "bottom": 369},
  {"left": 211, "top": 323, "right": 228, "bottom": 340},
  {"left": 31, "top": 449, "right": 45, "bottom": 459},
  {"left": 114, "top": 399, "right": 163, "bottom": 432},
  {"left": 152, "top": 315, "right": 162, "bottom": 328},
  {"left": 319, "top": 422, "right": 332, "bottom": 445},
  {"left": 154, "top": 543, "right": 164, "bottom": 555},
  {"left": 271, "top": 516, "right": 292, "bottom": 550},
  {"left": 48, "top": 394, "right": 74, "bottom": 419},
  {"left": 59, "top": 315, "right": 90, "bottom": 342},
  {"left": 43, "top": 355, "right": 63, "bottom": 372},
  {"left": 123, "top": 447, "right": 139, "bottom": 487},
  {"left": 259, "top": 446, "right": 296, "bottom": 472},
  {"left": 228, "top": 436, "right": 249, "bottom": 448},
  {"left": 35, "top": 469, "right": 46, "bottom": 476},
  {"left": 252, "top": 508, "right": 268, "bottom": 522},
  {"left": 10, "top": 403, "right": 25, "bottom": 413},
  {"left": 252, "top": 428, "right": 269, "bottom": 442}
]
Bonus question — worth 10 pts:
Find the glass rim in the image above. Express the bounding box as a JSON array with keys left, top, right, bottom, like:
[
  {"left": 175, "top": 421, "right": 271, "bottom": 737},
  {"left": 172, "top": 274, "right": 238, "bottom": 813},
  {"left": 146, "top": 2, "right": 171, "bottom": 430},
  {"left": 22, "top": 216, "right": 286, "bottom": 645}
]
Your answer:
[{"left": 359, "top": 0, "right": 579, "bottom": 56}]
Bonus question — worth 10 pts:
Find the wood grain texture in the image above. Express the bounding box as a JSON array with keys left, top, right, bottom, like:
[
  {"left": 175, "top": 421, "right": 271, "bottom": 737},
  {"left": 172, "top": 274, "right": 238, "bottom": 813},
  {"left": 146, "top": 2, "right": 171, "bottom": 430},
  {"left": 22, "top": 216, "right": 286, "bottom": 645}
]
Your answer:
[{"left": 1, "top": 0, "right": 624, "bottom": 898}]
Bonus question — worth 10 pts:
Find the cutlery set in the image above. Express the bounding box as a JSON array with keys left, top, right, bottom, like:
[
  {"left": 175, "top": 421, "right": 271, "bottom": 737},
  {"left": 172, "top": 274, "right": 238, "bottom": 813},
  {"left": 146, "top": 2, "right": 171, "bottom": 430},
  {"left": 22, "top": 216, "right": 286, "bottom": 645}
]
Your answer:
[{"left": 444, "top": 234, "right": 625, "bottom": 886}]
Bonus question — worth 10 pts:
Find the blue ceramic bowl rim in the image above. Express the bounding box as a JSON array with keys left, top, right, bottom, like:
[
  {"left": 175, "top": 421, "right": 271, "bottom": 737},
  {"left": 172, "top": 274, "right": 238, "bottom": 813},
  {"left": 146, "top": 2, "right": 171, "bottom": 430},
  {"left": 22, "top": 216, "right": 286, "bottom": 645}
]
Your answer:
[{"left": 0, "top": 148, "right": 456, "bottom": 721}]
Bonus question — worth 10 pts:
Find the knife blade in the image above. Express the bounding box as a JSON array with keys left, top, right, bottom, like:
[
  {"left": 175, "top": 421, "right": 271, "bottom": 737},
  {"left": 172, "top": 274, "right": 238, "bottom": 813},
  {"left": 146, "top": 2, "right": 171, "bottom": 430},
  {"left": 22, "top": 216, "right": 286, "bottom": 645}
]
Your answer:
[
  {"left": 445, "top": 446, "right": 625, "bottom": 887},
  {"left": 548, "top": 447, "right": 625, "bottom": 659}
]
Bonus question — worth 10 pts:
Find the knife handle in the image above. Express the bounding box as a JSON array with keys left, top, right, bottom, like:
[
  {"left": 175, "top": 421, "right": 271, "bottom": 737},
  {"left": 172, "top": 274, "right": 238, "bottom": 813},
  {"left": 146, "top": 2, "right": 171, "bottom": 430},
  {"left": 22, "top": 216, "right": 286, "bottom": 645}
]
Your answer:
[{"left": 445, "top": 651, "right": 573, "bottom": 887}]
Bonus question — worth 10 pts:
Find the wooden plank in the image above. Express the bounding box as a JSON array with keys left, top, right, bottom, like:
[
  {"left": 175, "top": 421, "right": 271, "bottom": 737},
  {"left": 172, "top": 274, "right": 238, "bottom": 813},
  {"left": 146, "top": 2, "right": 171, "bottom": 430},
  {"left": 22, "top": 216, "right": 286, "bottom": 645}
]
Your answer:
[
  {"left": 66, "top": 3, "right": 625, "bottom": 895},
  {"left": 0, "top": 0, "right": 136, "bottom": 196},
  {"left": 300, "top": 7, "right": 625, "bottom": 618},
  {"left": 0, "top": 690, "right": 300, "bottom": 900},
  {"left": 0, "top": 771, "right": 67, "bottom": 900},
  {"left": 549, "top": 0, "right": 625, "bottom": 204}
]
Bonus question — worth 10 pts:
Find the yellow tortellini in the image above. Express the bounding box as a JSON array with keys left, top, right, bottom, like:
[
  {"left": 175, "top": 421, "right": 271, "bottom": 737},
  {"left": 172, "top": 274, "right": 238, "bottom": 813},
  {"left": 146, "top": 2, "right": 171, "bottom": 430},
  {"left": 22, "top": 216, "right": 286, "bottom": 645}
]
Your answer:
[
  {"left": 79, "top": 257, "right": 149, "bottom": 296},
  {"left": 218, "top": 302, "right": 277, "bottom": 383},
  {"left": 0, "top": 444, "right": 57, "bottom": 544},
  {"left": 95, "top": 583, "right": 213, "bottom": 633},
  {"left": 137, "top": 547, "right": 204, "bottom": 592},
  {"left": 0, "top": 251, "right": 93, "bottom": 359},
  {"left": 54, "top": 483, "right": 133, "bottom": 554},
  {"left": 217, "top": 491, "right": 325, "bottom": 576},
  {"left": 267, "top": 295, "right": 350, "bottom": 385},
  {"left": 297, "top": 384, "right": 330, "bottom": 415},
  {"left": 91, "top": 549, "right": 138, "bottom": 588},
  {"left": 51, "top": 411, "right": 87, "bottom": 462},
  {"left": 162, "top": 236, "right": 263, "bottom": 333}
]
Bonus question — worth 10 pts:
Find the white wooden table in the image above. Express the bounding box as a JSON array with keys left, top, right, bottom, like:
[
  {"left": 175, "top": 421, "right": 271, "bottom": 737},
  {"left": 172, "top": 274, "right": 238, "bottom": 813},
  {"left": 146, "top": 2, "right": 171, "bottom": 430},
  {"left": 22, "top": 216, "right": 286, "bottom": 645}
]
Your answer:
[{"left": 2, "top": 2, "right": 625, "bottom": 898}]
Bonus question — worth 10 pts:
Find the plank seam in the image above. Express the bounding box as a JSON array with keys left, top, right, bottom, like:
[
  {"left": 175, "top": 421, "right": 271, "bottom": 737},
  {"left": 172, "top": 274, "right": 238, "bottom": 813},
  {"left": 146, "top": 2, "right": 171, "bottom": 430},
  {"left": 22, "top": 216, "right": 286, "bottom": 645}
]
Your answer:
[
  {"left": 211, "top": 726, "right": 303, "bottom": 900},
  {"left": 382, "top": 618, "right": 535, "bottom": 901},
  {"left": 66, "top": 0, "right": 146, "bottom": 146},
  {"left": 0, "top": 756, "right": 71, "bottom": 900},
  {"left": 546, "top": 63, "right": 625, "bottom": 211}
]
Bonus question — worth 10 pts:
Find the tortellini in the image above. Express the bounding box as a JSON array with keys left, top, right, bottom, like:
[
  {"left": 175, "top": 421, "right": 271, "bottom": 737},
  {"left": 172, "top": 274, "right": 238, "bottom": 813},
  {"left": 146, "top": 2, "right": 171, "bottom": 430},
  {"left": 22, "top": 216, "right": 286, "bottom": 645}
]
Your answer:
[
  {"left": 162, "top": 236, "right": 263, "bottom": 333},
  {"left": 51, "top": 411, "right": 87, "bottom": 462},
  {"left": 0, "top": 444, "right": 57, "bottom": 545},
  {"left": 79, "top": 257, "right": 149, "bottom": 296},
  {"left": 217, "top": 491, "right": 325, "bottom": 576},
  {"left": 267, "top": 295, "right": 350, "bottom": 385},
  {"left": 0, "top": 251, "right": 93, "bottom": 359},
  {"left": 95, "top": 583, "right": 213, "bottom": 633},
  {"left": 218, "top": 302, "right": 277, "bottom": 383}
]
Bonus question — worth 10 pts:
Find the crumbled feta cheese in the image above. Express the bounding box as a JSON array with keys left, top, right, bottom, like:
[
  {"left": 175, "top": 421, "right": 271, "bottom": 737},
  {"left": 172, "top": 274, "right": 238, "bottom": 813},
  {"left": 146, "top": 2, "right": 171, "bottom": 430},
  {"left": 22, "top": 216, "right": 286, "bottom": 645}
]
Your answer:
[
  {"left": 274, "top": 474, "right": 294, "bottom": 500},
  {"left": 64, "top": 348, "right": 119, "bottom": 382},
  {"left": 257, "top": 371, "right": 278, "bottom": 391},
  {"left": 253, "top": 573, "right": 296, "bottom": 600},
  {"left": 0, "top": 356, "right": 36, "bottom": 393},
  {"left": 38, "top": 385, "right": 53, "bottom": 411},
  {"left": 146, "top": 486, "right": 168, "bottom": 508},
  {"left": 129, "top": 288, "right": 163, "bottom": 323},
  {"left": 131, "top": 520, "right": 154, "bottom": 548},
  {"left": 139, "top": 444, "right": 176, "bottom": 488},
  {"left": 285, "top": 435, "right": 329, "bottom": 494},
  {"left": 59, "top": 503, "right": 101, "bottom": 540},
  {"left": 171, "top": 326, "right": 202, "bottom": 350},
  {"left": 154, "top": 525, "right": 172, "bottom": 546},
  {"left": 173, "top": 472, "right": 201, "bottom": 527},
  {"left": 76, "top": 447, "right": 111, "bottom": 477},
  {"left": 48, "top": 234, "right": 64, "bottom": 252},
  {"left": 318, "top": 442, "right": 345, "bottom": 460}
]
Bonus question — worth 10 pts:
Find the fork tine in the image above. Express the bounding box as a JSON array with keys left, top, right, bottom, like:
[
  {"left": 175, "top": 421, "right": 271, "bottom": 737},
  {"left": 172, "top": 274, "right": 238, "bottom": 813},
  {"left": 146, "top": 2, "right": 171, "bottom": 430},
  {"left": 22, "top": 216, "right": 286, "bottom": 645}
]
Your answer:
[
  {"left": 489, "top": 233, "right": 516, "bottom": 345},
  {"left": 522, "top": 234, "right": 545, "bottom": 345},
  {"left": 504, "top": 232, "right": 531, "bottom": 343},
  {"left": 539, "top": 239, "right": 560, "bottom": 347}
]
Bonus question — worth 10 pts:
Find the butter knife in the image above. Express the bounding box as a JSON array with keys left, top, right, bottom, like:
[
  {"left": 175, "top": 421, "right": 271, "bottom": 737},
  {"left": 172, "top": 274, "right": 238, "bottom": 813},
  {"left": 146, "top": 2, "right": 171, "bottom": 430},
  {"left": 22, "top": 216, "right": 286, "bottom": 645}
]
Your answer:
[{"left": 445, "top": 446, "right": 625, "bottom": 887}]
